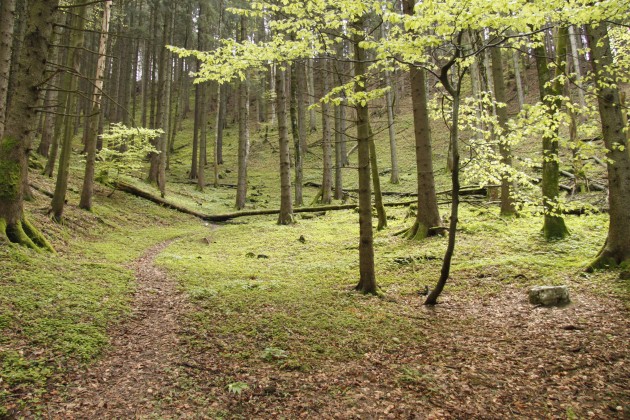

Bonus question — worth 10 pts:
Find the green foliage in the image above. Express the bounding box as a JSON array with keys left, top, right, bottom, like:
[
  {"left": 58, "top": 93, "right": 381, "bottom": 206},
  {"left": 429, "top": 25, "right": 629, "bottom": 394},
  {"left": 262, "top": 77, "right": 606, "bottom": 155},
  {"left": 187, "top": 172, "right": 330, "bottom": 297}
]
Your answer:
[
  {"left": 227, "top": 381, "right": 249, "bottom": 395},
  {"left": 95, "top": 123, "right": 161, "bottom": 183}
]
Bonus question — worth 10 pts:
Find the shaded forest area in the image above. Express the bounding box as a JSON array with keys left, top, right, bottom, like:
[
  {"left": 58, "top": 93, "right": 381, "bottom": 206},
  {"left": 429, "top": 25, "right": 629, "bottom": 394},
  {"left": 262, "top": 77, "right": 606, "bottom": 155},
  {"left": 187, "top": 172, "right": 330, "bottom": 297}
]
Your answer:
[{"left": 0, "top": 0, "right": 629, "bottom": 417}]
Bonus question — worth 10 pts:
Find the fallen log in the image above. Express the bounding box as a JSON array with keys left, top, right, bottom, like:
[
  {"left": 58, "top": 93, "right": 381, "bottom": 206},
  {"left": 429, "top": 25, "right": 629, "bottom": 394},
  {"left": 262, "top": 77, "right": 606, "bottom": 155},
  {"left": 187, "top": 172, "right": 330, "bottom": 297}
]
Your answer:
[{"left": 115, "top": 181, "right": 210, "bottom": 219}]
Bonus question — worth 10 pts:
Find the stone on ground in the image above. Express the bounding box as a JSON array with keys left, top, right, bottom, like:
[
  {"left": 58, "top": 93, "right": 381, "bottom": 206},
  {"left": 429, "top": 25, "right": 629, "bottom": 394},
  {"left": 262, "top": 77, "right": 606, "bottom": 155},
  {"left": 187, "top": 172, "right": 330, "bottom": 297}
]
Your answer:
[{"left": 528, "top": 285, "right": 570, "bottom": 306}]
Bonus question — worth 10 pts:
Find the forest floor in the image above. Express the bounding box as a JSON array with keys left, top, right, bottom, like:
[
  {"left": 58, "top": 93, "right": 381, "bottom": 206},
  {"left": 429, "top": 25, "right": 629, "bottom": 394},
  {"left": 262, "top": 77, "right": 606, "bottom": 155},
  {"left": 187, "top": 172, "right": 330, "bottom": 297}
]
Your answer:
[{"left": 2, "top": 95, "right": 630, "bottom": 418}]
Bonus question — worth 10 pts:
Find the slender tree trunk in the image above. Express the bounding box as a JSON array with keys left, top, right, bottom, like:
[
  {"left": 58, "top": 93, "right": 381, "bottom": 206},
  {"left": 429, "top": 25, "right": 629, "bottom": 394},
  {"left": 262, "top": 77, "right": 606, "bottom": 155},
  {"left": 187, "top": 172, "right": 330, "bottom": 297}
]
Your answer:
[
  {"left": 79, "top": 0, "right": 112, "bottom": 211},
  {"left": 236, "top": 16, "right": 250, "bottom": 210},
  {"left": 512, "top": 47, "right": 525, "bottom": 110},
  {"left": 534, "top": 30, "right": 569, "bottom": 239},
  {"left": 380, "top": 21, "right": 399, "bottom": 184},
  {"left": 425, "top": 91, "right": 461, "bottom": 305},
  {"left": 276, "top": 64, "right": 293, "bottom": 224},
  {"left": 37, "top": 81, "right": 56, "bottom": 157},
  {"left": 403, "top": 0, "right": 441, "bottom": 240},
  {"left": 51, "top": 1, "right": 88, "bottom": 222},
  {"left": 586, "top": 23, "right": 630, "bottom": 270},
  {"left": 369, "top": 125, "right": 387, "bottom": 230},
  {"left": 190, "top": 69, "right": 200, "bottom": 179},
  {"left": 5, "top": 0, "right": 25, "bottom": 120},
  {"left": 0, "top": 0, "right": 16, "bottom": 139},
  {"left": 290, "top": 61, "right": 303, "bottom": 206},
  {"left": 297, "top": 60, "right": 308, "bottom": 158},
  {"left": 334, "top": 103, "right": 344, "bottom": 200},
  {"left": 353, "top": 22, "right": 377, "bottom": 295},
  {"left": 212, "top": 83, "right": 221, "bottom": 187},
  {"left": 307, "top": 58, "right": 317, "bottom": 134},
  {"left": 0, "top": 0, "right": 57, "bottom": 251},
  {"left": 321, "top": 60, "right": 333, "bottom": 204},
  {"left": 568, "top": 25, "right": 585, "bottom": 109},
  {"left": 490, "top": 45, "right": 516, "bottom": 215}
]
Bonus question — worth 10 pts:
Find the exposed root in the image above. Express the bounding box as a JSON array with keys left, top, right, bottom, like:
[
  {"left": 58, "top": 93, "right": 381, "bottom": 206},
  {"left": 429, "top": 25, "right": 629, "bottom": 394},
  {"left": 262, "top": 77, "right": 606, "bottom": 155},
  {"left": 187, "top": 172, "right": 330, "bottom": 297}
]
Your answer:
[
  {"left": 586, "top": 245, "right": 629, "bottom": 272},
  {"left": 400, "top": 221, "right": 444, "bottom": 240},
  {"left": 1, "top": 216, "right": 55, "bottom": 253}
]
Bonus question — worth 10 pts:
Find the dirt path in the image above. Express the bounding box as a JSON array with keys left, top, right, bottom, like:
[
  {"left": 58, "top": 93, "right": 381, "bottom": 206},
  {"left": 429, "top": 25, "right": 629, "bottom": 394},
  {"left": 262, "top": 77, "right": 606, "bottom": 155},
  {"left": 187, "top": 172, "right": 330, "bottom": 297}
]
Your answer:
[{"left": 45, "top": 240, "right": 189, "bottom": 418}]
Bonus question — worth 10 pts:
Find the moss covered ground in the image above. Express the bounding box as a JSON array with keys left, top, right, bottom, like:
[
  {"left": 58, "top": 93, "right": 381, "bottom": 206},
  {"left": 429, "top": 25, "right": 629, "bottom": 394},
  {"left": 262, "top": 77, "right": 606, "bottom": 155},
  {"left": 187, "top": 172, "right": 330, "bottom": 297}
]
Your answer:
[{"left": 1, "top": 95, "right": 628, "bottom": 417}]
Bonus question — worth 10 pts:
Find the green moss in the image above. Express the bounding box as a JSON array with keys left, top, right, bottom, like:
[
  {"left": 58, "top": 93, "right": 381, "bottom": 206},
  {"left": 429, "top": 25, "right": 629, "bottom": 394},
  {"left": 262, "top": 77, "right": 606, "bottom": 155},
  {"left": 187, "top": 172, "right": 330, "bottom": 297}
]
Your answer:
[
  {"left": 21, "top": 217, "right": 55, "bottom": 253},
  {"left": 6, "top": 221, "right": 38, "bottom": 251},
  {"left": 0, "top": 137, "right": 22, "bottom": 201}
]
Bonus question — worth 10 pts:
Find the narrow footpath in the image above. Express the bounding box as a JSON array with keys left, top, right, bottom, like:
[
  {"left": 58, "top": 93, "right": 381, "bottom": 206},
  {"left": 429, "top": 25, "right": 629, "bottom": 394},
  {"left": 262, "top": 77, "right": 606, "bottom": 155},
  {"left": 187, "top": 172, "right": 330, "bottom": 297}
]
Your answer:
[{"left": 45, "top": 240, "right": 189, "bottom": 418}]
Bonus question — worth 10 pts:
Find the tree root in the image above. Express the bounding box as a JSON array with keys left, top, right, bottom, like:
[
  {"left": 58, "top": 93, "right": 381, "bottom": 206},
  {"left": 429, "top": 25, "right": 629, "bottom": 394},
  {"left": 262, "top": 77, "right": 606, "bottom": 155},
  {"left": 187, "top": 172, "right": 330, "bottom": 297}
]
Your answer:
[
  {"left": 0, "top": 217, "right": 55, "bottom": 253},
  {"left": 586, "top": 244, "right": 629, "bottom": 272},
  {"left": 399, "top": 221, "right": 445, "bottom": 241}
]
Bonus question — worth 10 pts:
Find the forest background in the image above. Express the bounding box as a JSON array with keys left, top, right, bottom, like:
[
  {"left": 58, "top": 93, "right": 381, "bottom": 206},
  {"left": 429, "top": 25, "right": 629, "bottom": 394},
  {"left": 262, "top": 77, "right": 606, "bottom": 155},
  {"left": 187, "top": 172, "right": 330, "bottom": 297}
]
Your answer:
[{"left": 0, "top": 0, "right": 629, "bottom": 417}]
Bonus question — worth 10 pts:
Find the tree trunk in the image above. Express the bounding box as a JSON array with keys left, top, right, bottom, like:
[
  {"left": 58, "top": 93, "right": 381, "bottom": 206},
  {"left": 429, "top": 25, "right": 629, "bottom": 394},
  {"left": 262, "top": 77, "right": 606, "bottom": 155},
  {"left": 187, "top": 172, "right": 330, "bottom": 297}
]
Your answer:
[
  {"left": 511, "top": 46, "right": 525, "bottom": 110},
  {"left": 0, "top": 0, "right": 57, "bottom": 251},
  {"left": 353, "top": 23, "right": 377, "bottom": 295},
  {"left": 586, "top": 23, "right": 630, "bottom": 270},
  {"left": 276, "top": 64, "right": 294, "bottom": 224},
  {"left": 236, "top": 15, "right": 250, "bottom": 210},
  {"left": 369, "top": 125, "right": 387, "bottom": 230},
  {"left": 190, "top": 71, "right": 200, "bottom": 180},
  {"left": 307, "top": 58, "right": 317, "bottom": 134},
  {"left": 425, "top": 90, "right": 461, "bottom": 305},
  {"left": 290, "top": 61, "right": 304, "bottom": 206},
  {"left": 534, "top": 30, "right": 569, "bottom": 240},
  {"left": 51, "top": 1, "right": 88, "bottom": 222},
  {"left": 79, "top": 0, "right": 112, "bottom": 211},
  {"left": 321, "top": 60, "right": 333, "bottom": 204},
  {"left": 490, "top": 45, "right": 516, "bottom": 215},
  {"left": 0, "top": 0, "right": 16, "bottom": 139}
]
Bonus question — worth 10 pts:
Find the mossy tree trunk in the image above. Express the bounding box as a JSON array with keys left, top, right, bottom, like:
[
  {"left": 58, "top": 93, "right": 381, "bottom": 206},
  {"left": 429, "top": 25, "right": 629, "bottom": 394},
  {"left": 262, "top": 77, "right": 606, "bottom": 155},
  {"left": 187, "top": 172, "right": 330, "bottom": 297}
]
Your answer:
[
  {"left": 533, "top": 30, "right": 569, "bottom": 240},
  {"left": 353, "top": 21, "right": 377, "bottom": 295},
  {"left": 586, "top": 23, "right": 630, "bottom": 270},
  {"left": 490, "top": 45, "right": 516, "bottom": 216},
  {"left": 276, "top": 64, "right": 294, "bottom": 225},
  {"left": 0, "top": 0, "right": 57, "bottom": 251}
]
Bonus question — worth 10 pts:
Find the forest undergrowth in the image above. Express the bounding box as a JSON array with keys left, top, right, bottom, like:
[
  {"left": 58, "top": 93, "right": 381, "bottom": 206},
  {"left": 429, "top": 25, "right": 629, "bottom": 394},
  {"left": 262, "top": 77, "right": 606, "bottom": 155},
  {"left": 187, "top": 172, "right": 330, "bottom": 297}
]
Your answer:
[{"left": 1, "top": 97, "right": 629, "bottom": 417}]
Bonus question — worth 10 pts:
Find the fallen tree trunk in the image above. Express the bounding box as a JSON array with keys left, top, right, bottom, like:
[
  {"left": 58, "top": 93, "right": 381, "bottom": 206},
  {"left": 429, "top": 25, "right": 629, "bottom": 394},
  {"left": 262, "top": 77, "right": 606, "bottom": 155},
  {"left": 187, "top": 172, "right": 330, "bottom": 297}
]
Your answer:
[{"left": 115, "top": 181, "right": 210, "bottom": 219}]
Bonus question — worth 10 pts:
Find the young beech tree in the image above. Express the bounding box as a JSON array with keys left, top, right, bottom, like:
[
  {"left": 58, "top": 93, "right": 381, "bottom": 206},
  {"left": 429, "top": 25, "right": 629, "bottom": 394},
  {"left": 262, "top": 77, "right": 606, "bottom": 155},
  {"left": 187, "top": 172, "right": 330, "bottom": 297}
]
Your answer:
[{"left": 0, "top": 0, "right": 58, "bottom": 250}]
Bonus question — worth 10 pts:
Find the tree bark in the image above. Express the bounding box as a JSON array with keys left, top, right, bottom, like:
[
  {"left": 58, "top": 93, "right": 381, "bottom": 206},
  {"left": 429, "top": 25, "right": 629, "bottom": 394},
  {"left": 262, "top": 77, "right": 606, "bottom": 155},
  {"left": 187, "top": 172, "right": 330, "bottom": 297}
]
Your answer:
[
  {"left": 586, "top": 23, "right": 630, "bottom": 270},
  {"left": 290, "top": 61, "right": 304, "bottom": 206},
  {"left": 490, "top": 45, "right": 517, "bottom": 216},
  {"left": 236, "top": 15, "right": 250, "bottom": 210},
  {"left": 79, "top": 0, "right": 112, "bottom": 211},
  {"left": 534, "top": 30, "right": 569, "bottom": 240},
  {"left": 0, "top": 0, "right": 57, "bottom": 251},
  {"left": 321, "top": 60, "right": 333, "bottom": 204},
  {"left": 353, "top": 22, "right": 377, "bottom": 295},
  {"left": 276, "top": 64, "right": 294, "bottom": 225},
  {"left": 369, "top": 125, "right": 387, "bottom": 230},
  {"left": 0, "top": 0, "right": 16, "bottom": 140},
  {"left": 51, "top": 0, "right": 88, "bottom": 222}
]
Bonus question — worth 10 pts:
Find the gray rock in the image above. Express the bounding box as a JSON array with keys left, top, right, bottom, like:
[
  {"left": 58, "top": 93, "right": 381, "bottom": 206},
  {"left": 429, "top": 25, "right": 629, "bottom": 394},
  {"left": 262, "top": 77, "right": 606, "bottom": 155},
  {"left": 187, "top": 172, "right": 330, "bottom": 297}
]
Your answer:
[{"left": 528, "top": 285, "right": 570, "bottom": 306}]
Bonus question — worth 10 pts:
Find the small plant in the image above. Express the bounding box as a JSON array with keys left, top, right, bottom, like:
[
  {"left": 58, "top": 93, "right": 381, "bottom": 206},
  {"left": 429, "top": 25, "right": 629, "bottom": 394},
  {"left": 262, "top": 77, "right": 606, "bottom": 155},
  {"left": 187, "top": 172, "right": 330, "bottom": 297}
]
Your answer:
[
  {"left": 227, "top": 381, "right": 249, "bottom": 395},
  {"left": 260, "top": 346, "right": 288, "bottom": 362}
]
